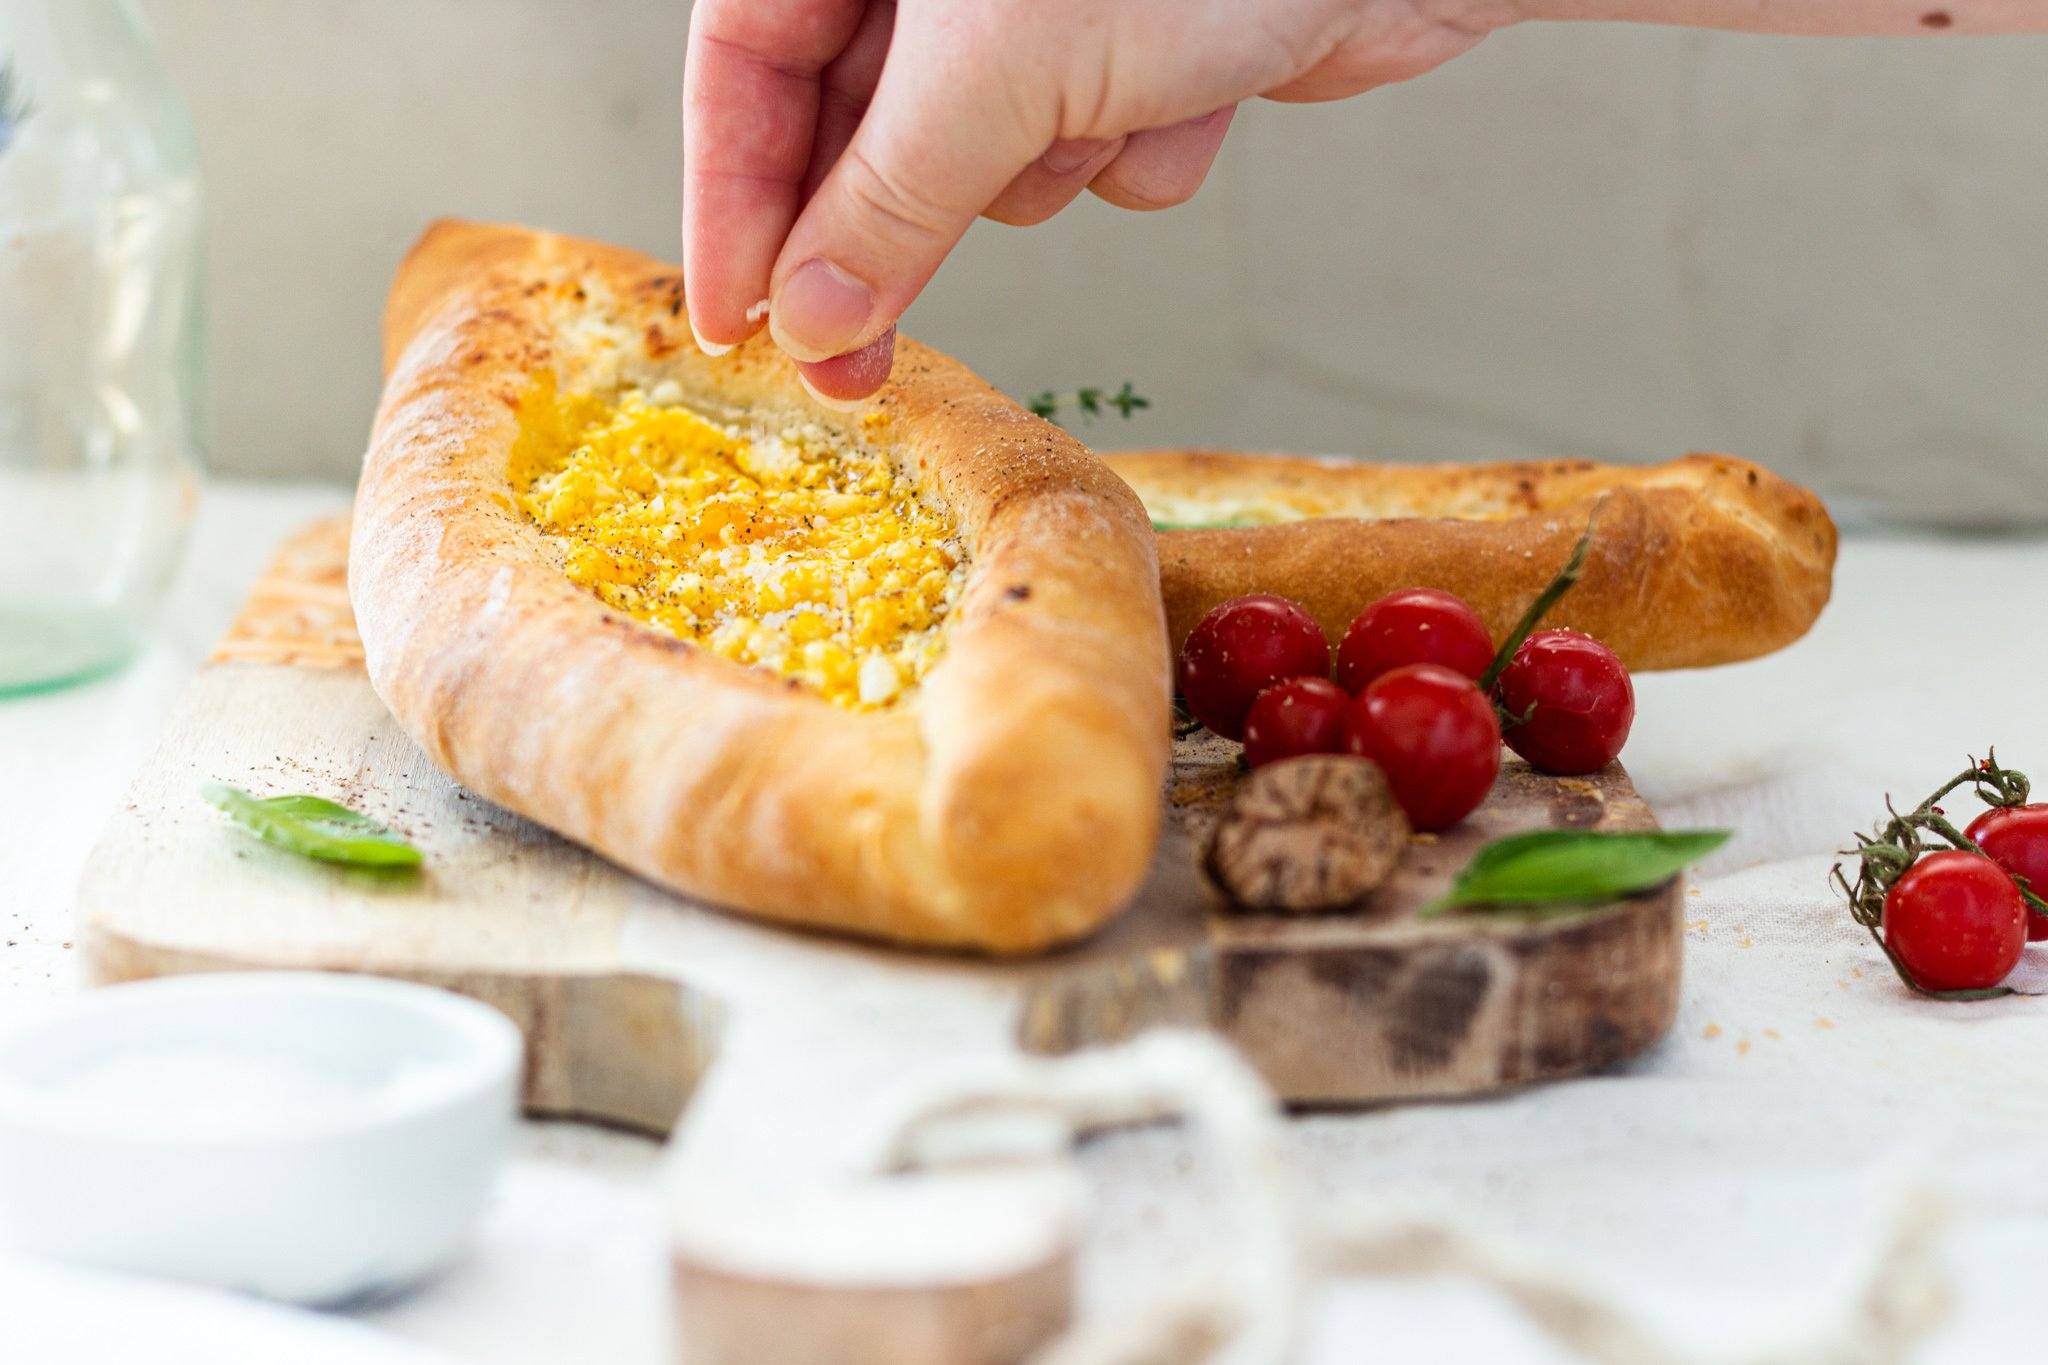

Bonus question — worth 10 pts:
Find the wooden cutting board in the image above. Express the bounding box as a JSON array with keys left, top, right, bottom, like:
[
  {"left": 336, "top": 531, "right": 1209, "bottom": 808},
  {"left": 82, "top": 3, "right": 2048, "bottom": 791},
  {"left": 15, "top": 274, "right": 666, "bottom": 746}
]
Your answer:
[{"left": 73, "top": 517, "right": 1682, "bottom": 1362}]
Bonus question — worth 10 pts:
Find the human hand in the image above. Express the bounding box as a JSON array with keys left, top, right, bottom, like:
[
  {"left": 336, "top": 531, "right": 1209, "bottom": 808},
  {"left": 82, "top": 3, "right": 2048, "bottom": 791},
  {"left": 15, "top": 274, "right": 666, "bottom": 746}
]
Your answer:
[{"left": 681, "top": 0, "right": 1518, "bottom": 402}]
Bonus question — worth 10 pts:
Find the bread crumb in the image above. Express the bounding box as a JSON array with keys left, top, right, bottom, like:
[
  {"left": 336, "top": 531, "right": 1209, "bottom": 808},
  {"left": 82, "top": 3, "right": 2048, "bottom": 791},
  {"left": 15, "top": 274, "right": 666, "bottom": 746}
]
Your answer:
[
  {"left": 1814, "top": 1017, "right": 1836, "bottom": 1030},
  {"left": 1736, "top": 1039, "right": 1752, "bottom": 1056},
  {"left": 1701, "top": 1023, "right": 1722, "bottom": 1040},
  {"left": 1762, "top": 1027, "right": 1781, "bottom": 1041}
]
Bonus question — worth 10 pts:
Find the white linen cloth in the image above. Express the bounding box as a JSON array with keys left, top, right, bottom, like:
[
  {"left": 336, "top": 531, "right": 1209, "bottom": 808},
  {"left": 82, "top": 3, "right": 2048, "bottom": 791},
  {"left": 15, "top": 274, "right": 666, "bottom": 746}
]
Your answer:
[
  {"left": 3, "top": 484, "right": 2045, "bottom": 1362},
  {"left": 0, "top": 1252, "right": 461, "bottom": 1364}
]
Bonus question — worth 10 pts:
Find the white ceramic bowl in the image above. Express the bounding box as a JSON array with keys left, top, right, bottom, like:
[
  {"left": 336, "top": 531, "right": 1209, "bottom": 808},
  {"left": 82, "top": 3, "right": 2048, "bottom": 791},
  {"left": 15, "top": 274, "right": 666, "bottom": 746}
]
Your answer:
[{"left": 0, "top": 972, "right": 521, "bottom": 1305}]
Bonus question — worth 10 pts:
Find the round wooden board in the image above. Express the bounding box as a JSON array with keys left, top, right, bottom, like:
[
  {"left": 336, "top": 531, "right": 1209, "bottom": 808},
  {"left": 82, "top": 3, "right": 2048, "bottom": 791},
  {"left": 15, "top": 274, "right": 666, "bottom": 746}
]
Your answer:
[{"left": 1020, "top": 732, "right": 1684, "bottom": 1103}]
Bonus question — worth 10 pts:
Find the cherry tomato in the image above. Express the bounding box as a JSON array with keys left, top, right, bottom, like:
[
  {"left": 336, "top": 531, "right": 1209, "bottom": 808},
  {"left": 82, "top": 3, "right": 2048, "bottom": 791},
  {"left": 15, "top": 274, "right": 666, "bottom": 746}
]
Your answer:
[
  {"left": 1242, "top": 677, "right": 1351, "bottom": 770},
  {"left": 1343, "top": 663, "right": 1502, "bottom": 831},
  {"left": 1177, "top": 595, "right": 1330, "bottom": 741},
  {"left": 1335, "top": 588, "right": 1494, "bottom": 694},
  {"left": 1882, "top": 850, "right": 2026, "bottom": 991},
  {"left": 1965, "top": 804, "right": 2048, "bottom": 941},
  {"left": 1495, "top": 629, "right": 1635, "bottom": 775}
]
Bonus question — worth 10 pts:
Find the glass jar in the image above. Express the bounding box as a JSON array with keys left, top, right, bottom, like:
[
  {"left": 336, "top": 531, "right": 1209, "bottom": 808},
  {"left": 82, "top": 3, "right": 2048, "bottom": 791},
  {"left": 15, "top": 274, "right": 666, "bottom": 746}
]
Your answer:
[{"left": 0, "top": 0, "right": 204, "bottom": 695}]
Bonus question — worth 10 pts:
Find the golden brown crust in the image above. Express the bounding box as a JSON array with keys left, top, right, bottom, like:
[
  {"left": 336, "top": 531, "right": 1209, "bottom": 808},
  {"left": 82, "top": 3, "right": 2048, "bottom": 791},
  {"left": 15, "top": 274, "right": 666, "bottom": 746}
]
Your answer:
[
  {"left": 1104, "top": 450, "right": 1837, "bottom": 670},
  {"left": 351, "top": 221, "right": 1169, "bottom": 954},
  {"left": 211, "top": 516, "right": 362, "bottom": 669}
]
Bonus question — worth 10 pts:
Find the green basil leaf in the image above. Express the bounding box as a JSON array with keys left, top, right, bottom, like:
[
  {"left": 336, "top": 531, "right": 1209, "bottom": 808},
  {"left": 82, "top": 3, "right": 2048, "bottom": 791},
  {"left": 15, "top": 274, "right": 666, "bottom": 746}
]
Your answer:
[
  {"left": 1425, "top": 828, "right": 1732, "bottom": 914},
  {"left": 202, "top": 782, "right": 423, "bottom": 869}
]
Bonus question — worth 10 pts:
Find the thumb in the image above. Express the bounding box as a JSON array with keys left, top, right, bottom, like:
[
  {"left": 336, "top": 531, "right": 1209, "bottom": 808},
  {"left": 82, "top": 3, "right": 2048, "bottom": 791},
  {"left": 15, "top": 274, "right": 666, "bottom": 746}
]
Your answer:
[{"left": 767, "top": 53, "right": 1042, "bottom": 363}]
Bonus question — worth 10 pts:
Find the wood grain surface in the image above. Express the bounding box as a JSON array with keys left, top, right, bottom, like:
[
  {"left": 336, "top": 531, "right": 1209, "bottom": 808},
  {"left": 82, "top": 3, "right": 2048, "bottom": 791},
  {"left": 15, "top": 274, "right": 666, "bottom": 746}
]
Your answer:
[
  {"left": 1024, "top": 734, "right": 1682, "bottom": 1102},
  {"left": 73, "top": 516, "right": 1684, "bottom": 1364}
]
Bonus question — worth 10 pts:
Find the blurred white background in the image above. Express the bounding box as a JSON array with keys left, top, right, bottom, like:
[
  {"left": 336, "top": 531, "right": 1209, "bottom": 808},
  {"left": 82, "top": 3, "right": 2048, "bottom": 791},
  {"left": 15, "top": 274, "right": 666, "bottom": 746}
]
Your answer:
[{"left": 138, "top": 1, "right": 2048, "bottom": 523}]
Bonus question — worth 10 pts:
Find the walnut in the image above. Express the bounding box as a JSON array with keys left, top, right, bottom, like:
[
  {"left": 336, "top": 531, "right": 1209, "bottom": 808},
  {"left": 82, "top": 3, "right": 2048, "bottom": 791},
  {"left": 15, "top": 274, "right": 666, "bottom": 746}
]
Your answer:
[{"left": 1201, "top": 756, "right": 1409, "bottom": 914}]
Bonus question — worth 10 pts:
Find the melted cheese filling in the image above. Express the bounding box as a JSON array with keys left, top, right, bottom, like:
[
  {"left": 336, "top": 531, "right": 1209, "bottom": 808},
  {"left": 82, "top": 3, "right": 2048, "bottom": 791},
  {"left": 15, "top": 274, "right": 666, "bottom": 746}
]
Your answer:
[
  {"left": 1139, "top": 492, "right": 1311, "bottom": 529},
  {"left": 1134, "top": 485, "right": 1529, "bottom": 528},
  {"left": 511, "top": 376, "right": 964, "bottom": 709}
]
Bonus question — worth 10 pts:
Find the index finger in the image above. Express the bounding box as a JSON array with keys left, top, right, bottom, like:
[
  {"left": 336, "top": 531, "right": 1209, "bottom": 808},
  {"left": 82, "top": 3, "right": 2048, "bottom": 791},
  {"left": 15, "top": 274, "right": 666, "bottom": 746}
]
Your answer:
[{"left": 682, "top": 0, "right": 867, "bottom": 352}]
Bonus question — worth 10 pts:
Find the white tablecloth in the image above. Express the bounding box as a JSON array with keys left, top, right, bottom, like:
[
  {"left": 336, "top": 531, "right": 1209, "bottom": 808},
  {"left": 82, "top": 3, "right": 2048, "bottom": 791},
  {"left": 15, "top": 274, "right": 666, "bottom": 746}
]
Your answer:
[{"left": 5, "top": 483, "right": 2047, "bottom": 1362}]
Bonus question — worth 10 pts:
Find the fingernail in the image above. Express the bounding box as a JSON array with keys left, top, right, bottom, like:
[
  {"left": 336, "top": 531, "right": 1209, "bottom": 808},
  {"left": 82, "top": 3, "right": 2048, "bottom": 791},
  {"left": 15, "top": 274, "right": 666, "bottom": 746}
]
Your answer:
[
  {"left": 772, "top": 259, "right": 874, "bottom": 363},
  {"left": 689, "top": 318, "right": 734, "bottom": 357},
  {"left": 798, "top": 372, "right": 865, "bottom": 413}
]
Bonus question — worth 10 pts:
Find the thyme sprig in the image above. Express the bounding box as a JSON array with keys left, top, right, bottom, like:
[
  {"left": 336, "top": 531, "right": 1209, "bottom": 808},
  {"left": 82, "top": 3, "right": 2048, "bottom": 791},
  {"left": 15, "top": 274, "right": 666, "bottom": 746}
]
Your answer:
[
  {"left": 1027, "top": 381, "right": 1149, "bottom": 425},
  {"left": 1831, "top": 753, "right": 2046, "bottom": 999}
]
